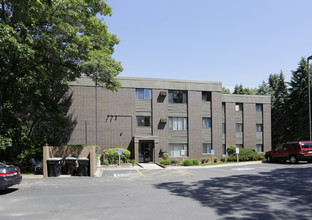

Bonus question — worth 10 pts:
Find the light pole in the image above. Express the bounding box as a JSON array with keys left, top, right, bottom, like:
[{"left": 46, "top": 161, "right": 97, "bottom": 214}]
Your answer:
[{"left": 308, "top": 56, "right": 312, "bottom": 141}]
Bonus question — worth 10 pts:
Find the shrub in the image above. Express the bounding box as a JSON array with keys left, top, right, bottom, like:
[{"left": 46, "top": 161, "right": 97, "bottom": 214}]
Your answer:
[
  {"left": 191, "top": 159, "right": 200, "bottom": 165},
  {"left": 257, "top": 153, "right": 265, "bottom": 160},
  {"left": 200, "top": 157, "right": 209, "bottom": 164},
  {"left": 226, "top": 148, "right": 262, "bottom": 162},
  {"left": 221, "top": 157, "right": 227, "bottom": 162},
  {"left": 103, "top": 148, "right": 131, "bottom": 164},
  {"left": 183, "top": 159, "right": 193, "bottom": 166},
  {"left": 227, "top": 145, "right": 237, "bottom": 156},
  {"left": 162, "top": 153, "right": 169, "bottom": 160},
  {"left": 102, "top": 159, "right": 109, "bottom": 165},
  {"left": 239, "top": 148, "right": 258, "bottom": 161},
  {"left": 213, "top": 157, "right": 218, "bottom": 163},
  {"left": 130, "top": 159, "right": 136, "bottom": 166},
  {"left": 159, "top": 159, "right": 170, "bottom": 165},
  {"left": 227, "top": 155, "right": 237, "bottom": 162},
  {"left": 170, "top": 158, "right": 182, "bottom": 165}
]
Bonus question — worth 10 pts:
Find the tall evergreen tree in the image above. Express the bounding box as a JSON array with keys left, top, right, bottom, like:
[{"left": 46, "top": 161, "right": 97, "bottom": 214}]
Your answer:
[
  {"left": 271, "top": 72, "right": 289, "bottom": 146},
  {"left": 233, "top": 84, "right": 257, "bottom": 95},
  {"left": 287, "top": 58, "right": 310, "bottom": 141},
  {"left": 256, "top": 80, "right": 273, "bottom": 96}
]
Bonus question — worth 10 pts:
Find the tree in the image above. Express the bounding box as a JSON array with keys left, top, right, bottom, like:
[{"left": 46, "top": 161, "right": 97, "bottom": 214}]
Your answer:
[
  {"left": 286, "top": 57, "right": 309, "bottom": 141},
  {"left": 233, "top": 84, "right": 257, "bottom": 95},
  {"left": 222, "top": 87, "right": 231, "bottom": 94},
  {"left": 271, "top": 72, "right": 289, "bottom": 146},
  {"left": 0, "top": 0, "right": 122, "bottom": 162}
]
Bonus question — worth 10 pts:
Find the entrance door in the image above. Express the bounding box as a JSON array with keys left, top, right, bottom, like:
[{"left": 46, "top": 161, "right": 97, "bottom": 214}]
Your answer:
[{"left": 139, "top": 142, "right": 154, "bottom": 163}]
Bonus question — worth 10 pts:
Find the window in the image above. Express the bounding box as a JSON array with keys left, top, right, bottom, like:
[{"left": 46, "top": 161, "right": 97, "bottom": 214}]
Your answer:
[
  {"left": 136, "top": 116, "right": 151, "bottom": 127},
  {"left": 169, "top": 144, "right": 187, "bottom": 157},
  {"left": 203, "top": 143, "right": 212, "bottom": 154},
  {"left": 222, "top": 102, "right": 225, "bottom": 113},
  {"left": 222, "top": 144, "right": 226, "bottom": 155},
  {"left": 256, "top": 124, "right": 263, "bottom": 132},
  {"left": 169, "top": 117, "right": 187, "bottom": 130},
  {"left": 136, "top": 89, "right": 152, "bottom": 100},
  {"left": 256, "top": 144, "right": 263, "bottom": 152},
  {"left": 237, "top": 144, "right": 244, "bottom": 148},
  {"left": 256, "top": 104, "right": 263, "bottom": 112},
  {"left": 168, "top": 90, "right": 187, "bottom": 103},
  {"left": 202, "top": 118, "right": 212, "bottom": 128},
  {"left": 236, "top": 123, "right": 243, "bottom": 132},
  {"left": 222, "top": 123, "right": 226, "bottom": 134},
  {"left": 235, "top": 103, "right": 243, "bottom": 111},
  {"left": 202, "top": 91, "right": 211, "bottom": 101}
]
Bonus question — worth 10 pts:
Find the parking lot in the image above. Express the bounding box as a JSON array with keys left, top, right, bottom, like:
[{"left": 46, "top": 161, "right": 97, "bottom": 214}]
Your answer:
[{"left": 1, "top": 162, "right": 312, "bottom": 220}]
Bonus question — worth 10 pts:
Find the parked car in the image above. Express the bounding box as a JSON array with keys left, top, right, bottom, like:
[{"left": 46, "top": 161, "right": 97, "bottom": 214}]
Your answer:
[
  {"left": 0, "top": 162, "right": 22, "bottom": 190},
  {"left": 265, "top": 141, "right": 312, "bottom": 164}
]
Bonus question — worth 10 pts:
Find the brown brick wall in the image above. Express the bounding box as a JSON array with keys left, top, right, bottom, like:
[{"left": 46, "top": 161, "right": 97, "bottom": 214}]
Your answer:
[
  {"left": 263, "top": 103, "right": 272, "bottom": 152},
  {"left": 211, "top": 92, "right": 222, "bottom": 158},
  {"left": 68, "top": 86, "right": 136, "bottom": 153},
  {"left": 152, "top": 89, "right": 169, "bottom": 162},
  {"left": 225, "top": 102, "right": 236, "bottom": 147},
  {"left": 68, "top": 82, "right": 271, "bottom": 161},
  {"left": 188, "top": 91, "right": 202, "bottom": 158},
  {"left": 243, "top": 103, "right": 256, "bottom": 148}
]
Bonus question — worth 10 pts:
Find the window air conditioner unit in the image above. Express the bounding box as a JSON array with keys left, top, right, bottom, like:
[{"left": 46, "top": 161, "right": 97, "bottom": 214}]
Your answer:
[
  {"left": 160, "top": 118, "right": 167, "bottom": 123},
  {"left": 160, "top": 91, "right": 167, "bottom": 96}
]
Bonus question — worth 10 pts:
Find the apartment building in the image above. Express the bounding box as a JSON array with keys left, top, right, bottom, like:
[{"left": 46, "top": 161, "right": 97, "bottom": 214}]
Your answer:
[{"left": 68, "top": 77, "right": 271, "bottom": 162}]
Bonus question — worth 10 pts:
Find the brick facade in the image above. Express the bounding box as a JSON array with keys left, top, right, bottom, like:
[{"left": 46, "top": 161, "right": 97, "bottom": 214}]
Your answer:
[{"left": 68, "top": 77, "right": 271, "bottom": 162}]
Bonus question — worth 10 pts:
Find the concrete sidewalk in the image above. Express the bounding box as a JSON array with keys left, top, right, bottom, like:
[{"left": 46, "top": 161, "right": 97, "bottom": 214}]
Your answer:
[{"left": 137, "top": 163, "right": 163, "bottom": 169}]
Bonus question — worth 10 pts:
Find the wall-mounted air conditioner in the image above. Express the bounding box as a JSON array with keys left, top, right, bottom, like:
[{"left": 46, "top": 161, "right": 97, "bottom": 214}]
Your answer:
[
  {"left": 160, "top": 118, "right": 167, "bottom": 123},
  {"left": 160, "top": 91, "right": 167, "bottom": 96}
]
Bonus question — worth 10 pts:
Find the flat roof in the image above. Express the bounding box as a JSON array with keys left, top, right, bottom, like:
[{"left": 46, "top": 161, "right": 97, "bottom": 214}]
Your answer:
[
  {"left": 70, "top": 76, "right": 222, "bottom": 92},
  {"left": 222, "top": 94, "right": 271, "bottom": 104}
]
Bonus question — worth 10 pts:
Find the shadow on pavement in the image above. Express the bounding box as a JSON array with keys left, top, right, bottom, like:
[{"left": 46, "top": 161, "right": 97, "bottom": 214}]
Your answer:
[
  {"left": 0, "top": 188, "right": 18, "bottom": 195},
  {"left": 154, "top": 167, "right": 312, "bottom": 220}
]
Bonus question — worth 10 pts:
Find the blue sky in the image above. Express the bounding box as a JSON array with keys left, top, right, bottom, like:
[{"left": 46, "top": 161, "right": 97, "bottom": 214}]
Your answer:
[{"left": 105, "top": 0, "right": 312, "bottom": 92}]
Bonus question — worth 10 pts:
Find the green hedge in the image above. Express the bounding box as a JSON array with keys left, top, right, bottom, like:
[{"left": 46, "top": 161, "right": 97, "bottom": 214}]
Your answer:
[
  {"left": 226, "top": 147, "right": 263, "bottom": 162},
  {"left": 159, "top": 159, "right": 171, "bottom": 165},
  {"left": 183, "top": 159, "right": 193, "bottom": 166},
  {"left": 102, "top": 148, "right": 131, "bottom": 164}
]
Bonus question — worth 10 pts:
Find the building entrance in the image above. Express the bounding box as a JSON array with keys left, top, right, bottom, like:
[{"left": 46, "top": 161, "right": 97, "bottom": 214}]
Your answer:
[{"left": 139, "top": 142, "right": 154, "bottom": 163}]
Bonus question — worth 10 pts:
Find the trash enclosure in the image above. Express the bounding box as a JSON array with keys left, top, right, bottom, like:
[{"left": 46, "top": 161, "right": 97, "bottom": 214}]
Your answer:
[{"left": 43, "top": 145, "right": 96, "bottom": 177}]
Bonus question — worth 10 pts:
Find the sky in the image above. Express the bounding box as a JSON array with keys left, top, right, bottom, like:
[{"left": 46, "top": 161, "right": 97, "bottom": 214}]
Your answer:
[{"left": 105, "top": 0, "right": 312, "bottom": 92}]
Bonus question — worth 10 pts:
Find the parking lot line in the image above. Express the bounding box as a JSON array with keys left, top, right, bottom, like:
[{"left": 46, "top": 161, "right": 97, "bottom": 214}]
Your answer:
[
  {"left": 143, "top": 169, "right": 169, "bottom": 177},
  {"left": 160, "top": 171, "right": 180, "bottom": 177},
  {"left": 140, "top": 169, "right": 154, "bottom": 173},
  {"left": 136, "top": 169, "right": 145, "bottom": 177},
  {"left": 210, "top": 168, "right": 235, "bottom": 173}
]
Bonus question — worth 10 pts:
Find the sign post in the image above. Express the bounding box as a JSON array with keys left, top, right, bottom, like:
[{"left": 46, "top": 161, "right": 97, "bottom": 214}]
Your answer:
[
  {"left": 211, "top": 149, "right": 215, "bottom": 163},
  {"left": 181, "top": 149, "right": 185, "bottom": 161},
  {"left": 118, "top": 149, "right": 122, "bottom": 166},
  {"left": 236, "top": 148, "right": 240, "bottom": 162}
]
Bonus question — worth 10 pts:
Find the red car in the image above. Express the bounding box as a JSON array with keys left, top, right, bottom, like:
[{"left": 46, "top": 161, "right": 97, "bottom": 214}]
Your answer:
[{"left": 265, "top": 141, "right": 312, "bottom": 164}]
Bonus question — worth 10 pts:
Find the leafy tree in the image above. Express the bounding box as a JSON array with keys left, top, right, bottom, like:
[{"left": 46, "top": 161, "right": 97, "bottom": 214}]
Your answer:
[{"left": 0, "top": 0, "right": 122, "bottom": 162}]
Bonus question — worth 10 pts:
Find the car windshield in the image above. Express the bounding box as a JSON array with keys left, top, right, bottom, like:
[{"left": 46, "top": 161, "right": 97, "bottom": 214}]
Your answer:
[{"left": 301, "top": 143, "right": 312, "bottom": 149}]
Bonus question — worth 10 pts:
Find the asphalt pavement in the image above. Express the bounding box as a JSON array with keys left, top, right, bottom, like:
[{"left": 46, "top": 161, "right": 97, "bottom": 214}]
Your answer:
[{"left": 1, "top": 162, "right": 312, "bottom": 220}]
